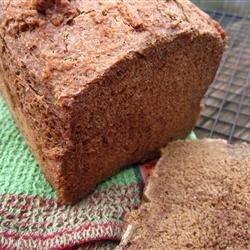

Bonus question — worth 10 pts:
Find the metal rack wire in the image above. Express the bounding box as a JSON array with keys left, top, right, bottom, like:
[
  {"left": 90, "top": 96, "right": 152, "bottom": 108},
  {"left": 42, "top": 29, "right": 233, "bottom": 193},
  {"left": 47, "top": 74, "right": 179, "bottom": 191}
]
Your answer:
[
  {"left": 192, "top": 0, "right": 250, "bottom": 17},
  {"left": 195, "top": 11, "right": 250, "bottom": 143}
]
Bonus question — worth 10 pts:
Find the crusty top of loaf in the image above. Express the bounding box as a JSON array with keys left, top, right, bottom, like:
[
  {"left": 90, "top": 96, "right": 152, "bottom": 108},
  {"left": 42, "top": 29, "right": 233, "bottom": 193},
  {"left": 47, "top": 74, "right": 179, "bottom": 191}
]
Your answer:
[{"left": 0, "top": 0, "right": 225, "bottom": 103}]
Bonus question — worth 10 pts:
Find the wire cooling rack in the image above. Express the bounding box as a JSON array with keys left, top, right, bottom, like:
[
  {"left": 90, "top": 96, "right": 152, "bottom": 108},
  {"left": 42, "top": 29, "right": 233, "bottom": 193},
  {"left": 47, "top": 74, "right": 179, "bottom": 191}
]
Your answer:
[{"left": 195, "top": 11, "right": 250, "bottom": 143}]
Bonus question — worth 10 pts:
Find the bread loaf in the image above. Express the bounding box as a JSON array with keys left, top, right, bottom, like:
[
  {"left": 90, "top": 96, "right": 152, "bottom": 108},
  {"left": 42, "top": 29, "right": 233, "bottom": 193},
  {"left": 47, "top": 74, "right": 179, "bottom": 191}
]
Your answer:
[
  {"left": 118, "top": 139, "right": 250, "bottom": 249},
  {"left": 0, "top": 0, "right": 226, "bottom": 204}
]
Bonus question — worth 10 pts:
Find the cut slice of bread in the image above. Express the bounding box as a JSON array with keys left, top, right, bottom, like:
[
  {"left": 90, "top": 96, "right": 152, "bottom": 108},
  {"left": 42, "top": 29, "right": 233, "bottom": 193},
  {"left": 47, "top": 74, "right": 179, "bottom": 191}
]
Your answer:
[{"left": 118, "top": 139, "right": 250, "bottom": 250}]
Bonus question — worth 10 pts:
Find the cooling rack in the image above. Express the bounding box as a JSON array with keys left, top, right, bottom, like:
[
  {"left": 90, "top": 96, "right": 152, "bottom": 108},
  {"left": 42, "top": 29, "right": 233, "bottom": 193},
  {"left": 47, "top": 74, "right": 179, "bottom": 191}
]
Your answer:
[{"left": 195, "top": 10, "right": 250, "bottom": 143}]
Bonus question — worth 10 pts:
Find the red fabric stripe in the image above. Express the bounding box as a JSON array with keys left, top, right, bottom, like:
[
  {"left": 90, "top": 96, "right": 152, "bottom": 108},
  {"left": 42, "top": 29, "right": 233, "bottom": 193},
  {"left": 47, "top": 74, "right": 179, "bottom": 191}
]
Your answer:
[{"left": 2, "top": 222, "right": 119, "bottom": 240}]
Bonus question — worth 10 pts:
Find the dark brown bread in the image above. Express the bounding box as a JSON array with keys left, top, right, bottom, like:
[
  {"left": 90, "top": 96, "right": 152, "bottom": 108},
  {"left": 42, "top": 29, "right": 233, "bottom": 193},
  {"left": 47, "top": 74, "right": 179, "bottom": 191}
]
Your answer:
[
  {"left": 0, "top": 0, "right": 226, "bottom": 204},
  {"left": 118, "top": 139, "right": 250, "bottom": 250}
]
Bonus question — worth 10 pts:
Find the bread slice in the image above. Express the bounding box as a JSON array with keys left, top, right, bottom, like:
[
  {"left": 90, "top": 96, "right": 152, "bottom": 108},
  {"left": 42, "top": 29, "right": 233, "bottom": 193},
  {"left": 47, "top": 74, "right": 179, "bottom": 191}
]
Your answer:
[
  {"left": 118, "top": 139, "right": 250, "bottom": 250},
  {"left": 0, "top": 1, "right": 226, "bottom": 204}
]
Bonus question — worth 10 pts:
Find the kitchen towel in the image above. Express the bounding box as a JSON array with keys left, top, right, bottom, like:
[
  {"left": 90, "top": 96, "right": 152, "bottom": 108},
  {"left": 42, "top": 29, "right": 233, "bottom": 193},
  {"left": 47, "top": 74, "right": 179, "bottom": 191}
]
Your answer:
[{"left": 0, "top": 95, "right": 196, "bottom": 249}]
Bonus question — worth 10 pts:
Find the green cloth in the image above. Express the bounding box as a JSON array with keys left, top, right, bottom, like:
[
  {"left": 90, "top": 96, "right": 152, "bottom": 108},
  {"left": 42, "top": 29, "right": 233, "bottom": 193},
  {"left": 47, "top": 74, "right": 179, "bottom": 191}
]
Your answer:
[
  {"left": 0, "top": 95, "right": 141, "bottom": 249},
  {"left": 0, "top": 95, "right": 196, "bottom": 249}
]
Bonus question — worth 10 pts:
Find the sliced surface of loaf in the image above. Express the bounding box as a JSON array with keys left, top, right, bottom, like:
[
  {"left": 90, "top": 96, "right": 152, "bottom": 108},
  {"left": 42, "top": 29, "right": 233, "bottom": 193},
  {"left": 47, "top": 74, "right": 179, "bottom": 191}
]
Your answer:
[
  {"left": 118, "top": 139, "right": 250, "bottom": 250},
  {"left": 0, "top": 0, "right": 226, "bottom": 204}
]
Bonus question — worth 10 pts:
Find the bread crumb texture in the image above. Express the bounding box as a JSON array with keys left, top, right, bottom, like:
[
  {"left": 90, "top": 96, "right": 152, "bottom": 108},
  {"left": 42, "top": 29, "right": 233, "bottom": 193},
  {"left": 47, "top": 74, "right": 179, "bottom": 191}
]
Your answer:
[{"left": 119, "top": 139, "right": 250, "bottom": 250}]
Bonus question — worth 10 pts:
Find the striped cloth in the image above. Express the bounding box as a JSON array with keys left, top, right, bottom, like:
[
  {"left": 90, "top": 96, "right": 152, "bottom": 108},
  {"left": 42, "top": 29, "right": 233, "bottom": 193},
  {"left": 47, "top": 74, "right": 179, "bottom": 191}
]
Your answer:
[{"left": 0, "top": 95, "right": 196, "bottom": 249}]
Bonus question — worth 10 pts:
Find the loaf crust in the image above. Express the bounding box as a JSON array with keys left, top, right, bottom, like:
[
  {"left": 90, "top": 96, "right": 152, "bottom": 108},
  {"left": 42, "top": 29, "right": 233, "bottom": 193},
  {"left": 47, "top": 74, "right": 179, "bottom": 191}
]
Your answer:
[
  {"left": 118, "top": 139, "right": 250, "bottom": 249},
  {"left": 0, "top": 0, "right": 226, "bottom": 204}
]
